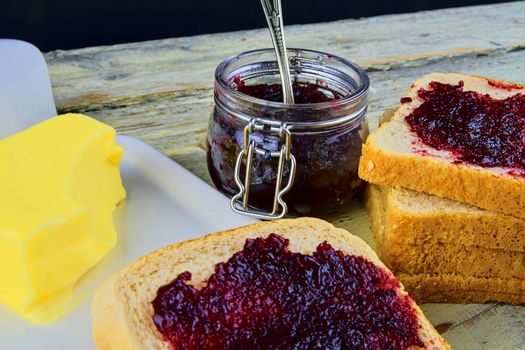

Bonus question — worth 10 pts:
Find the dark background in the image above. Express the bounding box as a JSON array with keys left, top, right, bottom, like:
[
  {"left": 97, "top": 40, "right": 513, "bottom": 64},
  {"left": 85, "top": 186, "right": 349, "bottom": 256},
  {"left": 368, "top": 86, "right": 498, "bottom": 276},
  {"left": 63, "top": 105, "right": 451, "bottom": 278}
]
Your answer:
[{"left": 3, "top": 0, "right": 508, "bottom": 52}]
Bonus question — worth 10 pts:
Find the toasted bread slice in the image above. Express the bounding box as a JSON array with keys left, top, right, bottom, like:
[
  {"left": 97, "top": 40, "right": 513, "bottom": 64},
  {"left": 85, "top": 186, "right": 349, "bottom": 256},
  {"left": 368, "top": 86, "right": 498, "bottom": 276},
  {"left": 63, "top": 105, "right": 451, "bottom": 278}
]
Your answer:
[
  {"left": 358, "top": 73, "right": 525, "bottom": 218},
  {"left": 363, "top": 185, "right": 525, "bottom": 303},
  {"left": 91, "top": 218, "right": 449, "bottom": 350},
  {"left": 364, "top": 184, "right": 525, "bottom": 278},
  {"left": 390, "top": 242, "right": 525, "bottom": 280},
  {"left": 364, "top": 184, "right": 525, "bottom": 253},
  {"left": 400, "top": 273, "right": 525, "bottom": 304}
]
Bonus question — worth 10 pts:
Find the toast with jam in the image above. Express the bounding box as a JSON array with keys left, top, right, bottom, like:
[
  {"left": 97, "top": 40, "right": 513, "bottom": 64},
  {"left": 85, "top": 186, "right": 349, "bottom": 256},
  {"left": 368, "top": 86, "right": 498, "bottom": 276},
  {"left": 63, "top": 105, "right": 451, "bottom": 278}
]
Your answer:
[
  {"left": 358, "top": 73, "right": 525, "bottom": 219},
  {"left": 91, "top": 218, "right": 449, "bottom": 350}
]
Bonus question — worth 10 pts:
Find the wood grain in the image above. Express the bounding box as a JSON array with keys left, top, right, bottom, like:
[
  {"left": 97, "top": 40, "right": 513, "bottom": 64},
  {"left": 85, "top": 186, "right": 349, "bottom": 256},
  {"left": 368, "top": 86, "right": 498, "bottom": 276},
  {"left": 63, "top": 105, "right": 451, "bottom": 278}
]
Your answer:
[
  {"left": 44, "top": 2, "right": 525, "bottom": 349},
  {"left": 46, "top": 2, "right": 525, "bottom": 112}
]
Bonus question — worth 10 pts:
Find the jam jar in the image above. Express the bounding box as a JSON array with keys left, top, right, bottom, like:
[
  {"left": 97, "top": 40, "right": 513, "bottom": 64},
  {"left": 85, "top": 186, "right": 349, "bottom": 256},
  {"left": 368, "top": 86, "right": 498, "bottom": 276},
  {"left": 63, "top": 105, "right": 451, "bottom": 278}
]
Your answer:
[{"left": 207, "top": 48, "right": 369, "bottom": 219}]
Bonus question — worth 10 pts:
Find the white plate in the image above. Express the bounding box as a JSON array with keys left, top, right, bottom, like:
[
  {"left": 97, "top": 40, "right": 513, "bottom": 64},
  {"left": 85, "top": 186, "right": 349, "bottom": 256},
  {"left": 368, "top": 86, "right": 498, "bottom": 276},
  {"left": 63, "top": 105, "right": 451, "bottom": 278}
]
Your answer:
[
  {"left": 0, "top": 136, "right": 257, "bottom": 349},
  {"left": 0, "top": 40, "right": 257, "bottom": 349}
]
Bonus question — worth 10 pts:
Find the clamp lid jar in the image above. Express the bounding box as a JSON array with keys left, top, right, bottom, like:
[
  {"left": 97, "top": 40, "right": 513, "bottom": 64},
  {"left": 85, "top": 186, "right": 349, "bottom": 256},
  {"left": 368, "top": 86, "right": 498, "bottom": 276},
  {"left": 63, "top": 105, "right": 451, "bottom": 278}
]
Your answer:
[{"left": 207, "top": 48, "right": 370, "bottom": 219}]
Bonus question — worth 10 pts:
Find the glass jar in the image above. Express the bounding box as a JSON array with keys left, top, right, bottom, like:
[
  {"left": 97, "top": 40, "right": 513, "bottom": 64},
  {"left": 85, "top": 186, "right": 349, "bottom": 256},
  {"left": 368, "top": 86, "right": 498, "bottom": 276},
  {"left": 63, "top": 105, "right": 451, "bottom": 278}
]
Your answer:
[{"left": 207, "top": 48, "right": 369, "bottom": 219}]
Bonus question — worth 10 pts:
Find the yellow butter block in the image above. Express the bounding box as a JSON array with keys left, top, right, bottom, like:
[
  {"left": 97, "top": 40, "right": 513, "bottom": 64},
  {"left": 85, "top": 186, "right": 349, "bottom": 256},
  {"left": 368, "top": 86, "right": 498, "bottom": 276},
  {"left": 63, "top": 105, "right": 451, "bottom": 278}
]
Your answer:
[{"left": 0, "top": 114, "right": 126, "bottom": 324}]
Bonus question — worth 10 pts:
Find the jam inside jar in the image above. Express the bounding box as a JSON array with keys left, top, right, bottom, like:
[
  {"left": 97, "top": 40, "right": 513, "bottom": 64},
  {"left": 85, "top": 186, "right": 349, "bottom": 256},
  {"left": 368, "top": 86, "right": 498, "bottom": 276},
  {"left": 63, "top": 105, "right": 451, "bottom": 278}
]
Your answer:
[{"left": 207, "top": 49, "right": 369, "bottom": 217}]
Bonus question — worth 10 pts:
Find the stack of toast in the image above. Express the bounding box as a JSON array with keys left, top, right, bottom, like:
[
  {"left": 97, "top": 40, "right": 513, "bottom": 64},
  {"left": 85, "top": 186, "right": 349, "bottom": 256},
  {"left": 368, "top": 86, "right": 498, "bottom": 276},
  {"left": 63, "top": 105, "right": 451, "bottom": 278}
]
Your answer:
[{"left": 359, "top": 73, "right": 525, "bottom": 304}]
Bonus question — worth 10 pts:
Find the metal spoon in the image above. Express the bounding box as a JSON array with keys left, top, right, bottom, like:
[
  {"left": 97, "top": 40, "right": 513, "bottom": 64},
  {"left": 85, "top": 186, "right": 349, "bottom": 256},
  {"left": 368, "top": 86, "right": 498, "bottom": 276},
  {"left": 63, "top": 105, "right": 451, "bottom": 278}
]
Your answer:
[{"left": 260, "top": 0, "right": 295, "bottom": 104}]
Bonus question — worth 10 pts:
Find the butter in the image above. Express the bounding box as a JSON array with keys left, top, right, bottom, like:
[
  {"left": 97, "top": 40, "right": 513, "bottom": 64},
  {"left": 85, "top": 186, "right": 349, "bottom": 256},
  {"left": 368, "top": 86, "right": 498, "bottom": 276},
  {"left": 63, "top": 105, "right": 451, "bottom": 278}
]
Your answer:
[{"left": 0, "top": 114, "right": 126, "bottom": 324}]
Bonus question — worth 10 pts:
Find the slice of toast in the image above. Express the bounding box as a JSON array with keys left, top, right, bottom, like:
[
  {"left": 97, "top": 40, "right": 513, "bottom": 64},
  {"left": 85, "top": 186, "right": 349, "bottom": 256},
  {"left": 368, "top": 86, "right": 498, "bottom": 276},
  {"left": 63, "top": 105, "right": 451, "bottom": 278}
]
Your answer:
[
  {"left": 399, "top": 273, "right": 525, "bottom": 304},
  {"left": 389, "top": 242, "right": 525, "bottom": 279},
  {"left": 363, "top": 185, "right": 525, "bottom": 304},
  {"left": 364, "top": 184, "right": 525, "bottom": 253},
  {"left": 91, "top": 218, "right": 449, "bottom": 350},
  {"left": 364, "top": 184, "right": 525, "bottom": 277},
  {"left": 358, "top": 73, "right": 525, "bottom": 218}
]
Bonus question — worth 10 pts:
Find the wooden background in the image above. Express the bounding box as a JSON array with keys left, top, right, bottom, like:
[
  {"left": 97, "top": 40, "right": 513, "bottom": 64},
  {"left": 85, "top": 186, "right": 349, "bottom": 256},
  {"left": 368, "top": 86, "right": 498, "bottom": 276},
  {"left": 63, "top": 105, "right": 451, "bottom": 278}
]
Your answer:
[{"left": 44, "top": 2, "right": 525, "bottom": 348}]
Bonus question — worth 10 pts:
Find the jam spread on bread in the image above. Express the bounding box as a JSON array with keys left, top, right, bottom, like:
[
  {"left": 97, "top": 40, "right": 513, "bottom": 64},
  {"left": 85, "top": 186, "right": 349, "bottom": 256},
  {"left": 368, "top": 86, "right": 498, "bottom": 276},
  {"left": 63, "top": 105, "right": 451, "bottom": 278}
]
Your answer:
[
  {"left": 236, "top": 80, "right": 341, "bottom": 103},
  {"left": 152, "top": 234, "right": 423, "bottom": 349},
  {"left": 486, "top": 79, "right": 523, "bottom": 91},
  {"left": 405, "top": 81, "right": 525, "bottom": 175}
]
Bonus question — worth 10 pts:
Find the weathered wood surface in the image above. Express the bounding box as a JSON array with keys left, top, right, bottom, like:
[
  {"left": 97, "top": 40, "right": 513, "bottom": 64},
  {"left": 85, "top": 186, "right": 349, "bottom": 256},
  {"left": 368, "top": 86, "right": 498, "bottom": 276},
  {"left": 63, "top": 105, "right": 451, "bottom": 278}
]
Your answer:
[{"left": 45, "top": 2, "right": 525, "bottom": 349}]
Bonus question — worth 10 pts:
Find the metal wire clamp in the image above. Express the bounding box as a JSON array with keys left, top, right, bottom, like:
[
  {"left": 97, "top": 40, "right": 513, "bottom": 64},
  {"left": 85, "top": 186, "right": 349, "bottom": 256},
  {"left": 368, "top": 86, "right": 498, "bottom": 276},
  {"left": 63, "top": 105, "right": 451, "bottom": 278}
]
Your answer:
[{"left": 231, "top": 119, "right": 296, "bottom": 220}]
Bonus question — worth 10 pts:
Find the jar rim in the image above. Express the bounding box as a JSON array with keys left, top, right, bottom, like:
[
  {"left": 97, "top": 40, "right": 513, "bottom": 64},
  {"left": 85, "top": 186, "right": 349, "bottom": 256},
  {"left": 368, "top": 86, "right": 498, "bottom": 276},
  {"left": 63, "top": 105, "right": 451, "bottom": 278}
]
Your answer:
[
  {"left": 215, "top": 99, "right": 368, "bottom": 130},
  {"left": 215, "top": 48, "right": 370, "bottom": 111}
]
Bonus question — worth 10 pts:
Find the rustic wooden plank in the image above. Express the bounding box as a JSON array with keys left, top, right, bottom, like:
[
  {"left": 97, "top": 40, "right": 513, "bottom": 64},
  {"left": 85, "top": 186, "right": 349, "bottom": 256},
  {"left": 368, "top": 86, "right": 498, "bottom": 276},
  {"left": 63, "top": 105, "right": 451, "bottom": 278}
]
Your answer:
[
  {"left": 43, "top": 2, "right": 525, "bottom": 349},
  {"left": 420, "top": 303, "right": 525, "bottom": 349},
  {"left": 81, "top": 48, "right": 525, "bottom": 174},
  {"left": 45, "top": 2, "right": 525, "bottom": 112}
]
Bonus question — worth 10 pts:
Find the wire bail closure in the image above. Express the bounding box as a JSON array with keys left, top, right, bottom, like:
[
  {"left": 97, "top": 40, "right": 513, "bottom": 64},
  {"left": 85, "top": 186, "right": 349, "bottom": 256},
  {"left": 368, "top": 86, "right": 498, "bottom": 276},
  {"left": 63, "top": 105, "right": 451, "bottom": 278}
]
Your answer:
[{"left": 231, "top": 118, "right": 296, "bottom": 220}]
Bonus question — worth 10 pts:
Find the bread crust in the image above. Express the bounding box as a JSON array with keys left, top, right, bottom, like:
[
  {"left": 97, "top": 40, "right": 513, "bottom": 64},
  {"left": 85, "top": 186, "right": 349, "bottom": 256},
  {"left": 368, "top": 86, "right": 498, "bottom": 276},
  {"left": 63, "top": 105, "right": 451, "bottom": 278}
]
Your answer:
[
  {"left": 91, "top": 218, "right": 449, "bottom": 350},
  {"left": 364, "top": 184, "right": 525, "bottom": 274},
  {"left": 399, "top": 273, "right": 525, "bottom": 304},
  {"left": 363, "top": 184, "right": 525, "bottom": 304},
  {"left": 92, "top": 274, "right": 138, "bottom": 349},
  {"left": 359, "top": 73, "right": 525, "bottom": 219},
  {"left": 386, "top": 188, "right": 525, "bottom": 253}
]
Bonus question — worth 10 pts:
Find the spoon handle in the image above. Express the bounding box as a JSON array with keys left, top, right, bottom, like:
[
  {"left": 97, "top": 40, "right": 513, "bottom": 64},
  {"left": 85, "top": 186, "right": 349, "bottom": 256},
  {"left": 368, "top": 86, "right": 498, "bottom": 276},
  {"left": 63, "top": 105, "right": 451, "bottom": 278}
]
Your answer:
[{"left": 260, "top": 0, "right": 295, "bottom": 104}]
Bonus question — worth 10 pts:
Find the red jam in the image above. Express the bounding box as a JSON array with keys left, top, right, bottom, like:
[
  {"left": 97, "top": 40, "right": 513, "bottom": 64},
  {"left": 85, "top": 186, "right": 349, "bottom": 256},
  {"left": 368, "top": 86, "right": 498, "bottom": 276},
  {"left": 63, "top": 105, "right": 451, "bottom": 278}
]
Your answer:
[
  {"left": 487, "top": 79, "right": 522, "bottom": 91},
  {"left": 152, "top": 234, "right": 423, "bottom": 350},
  {"left": 405, "top": 81, "right": 525, "bottom": 175},
  {"left": 236, "top": 81, "right": 341, "bottom": 103},
  {"left": 208, "top": 80, "right": 365, "bottom": 216}
]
